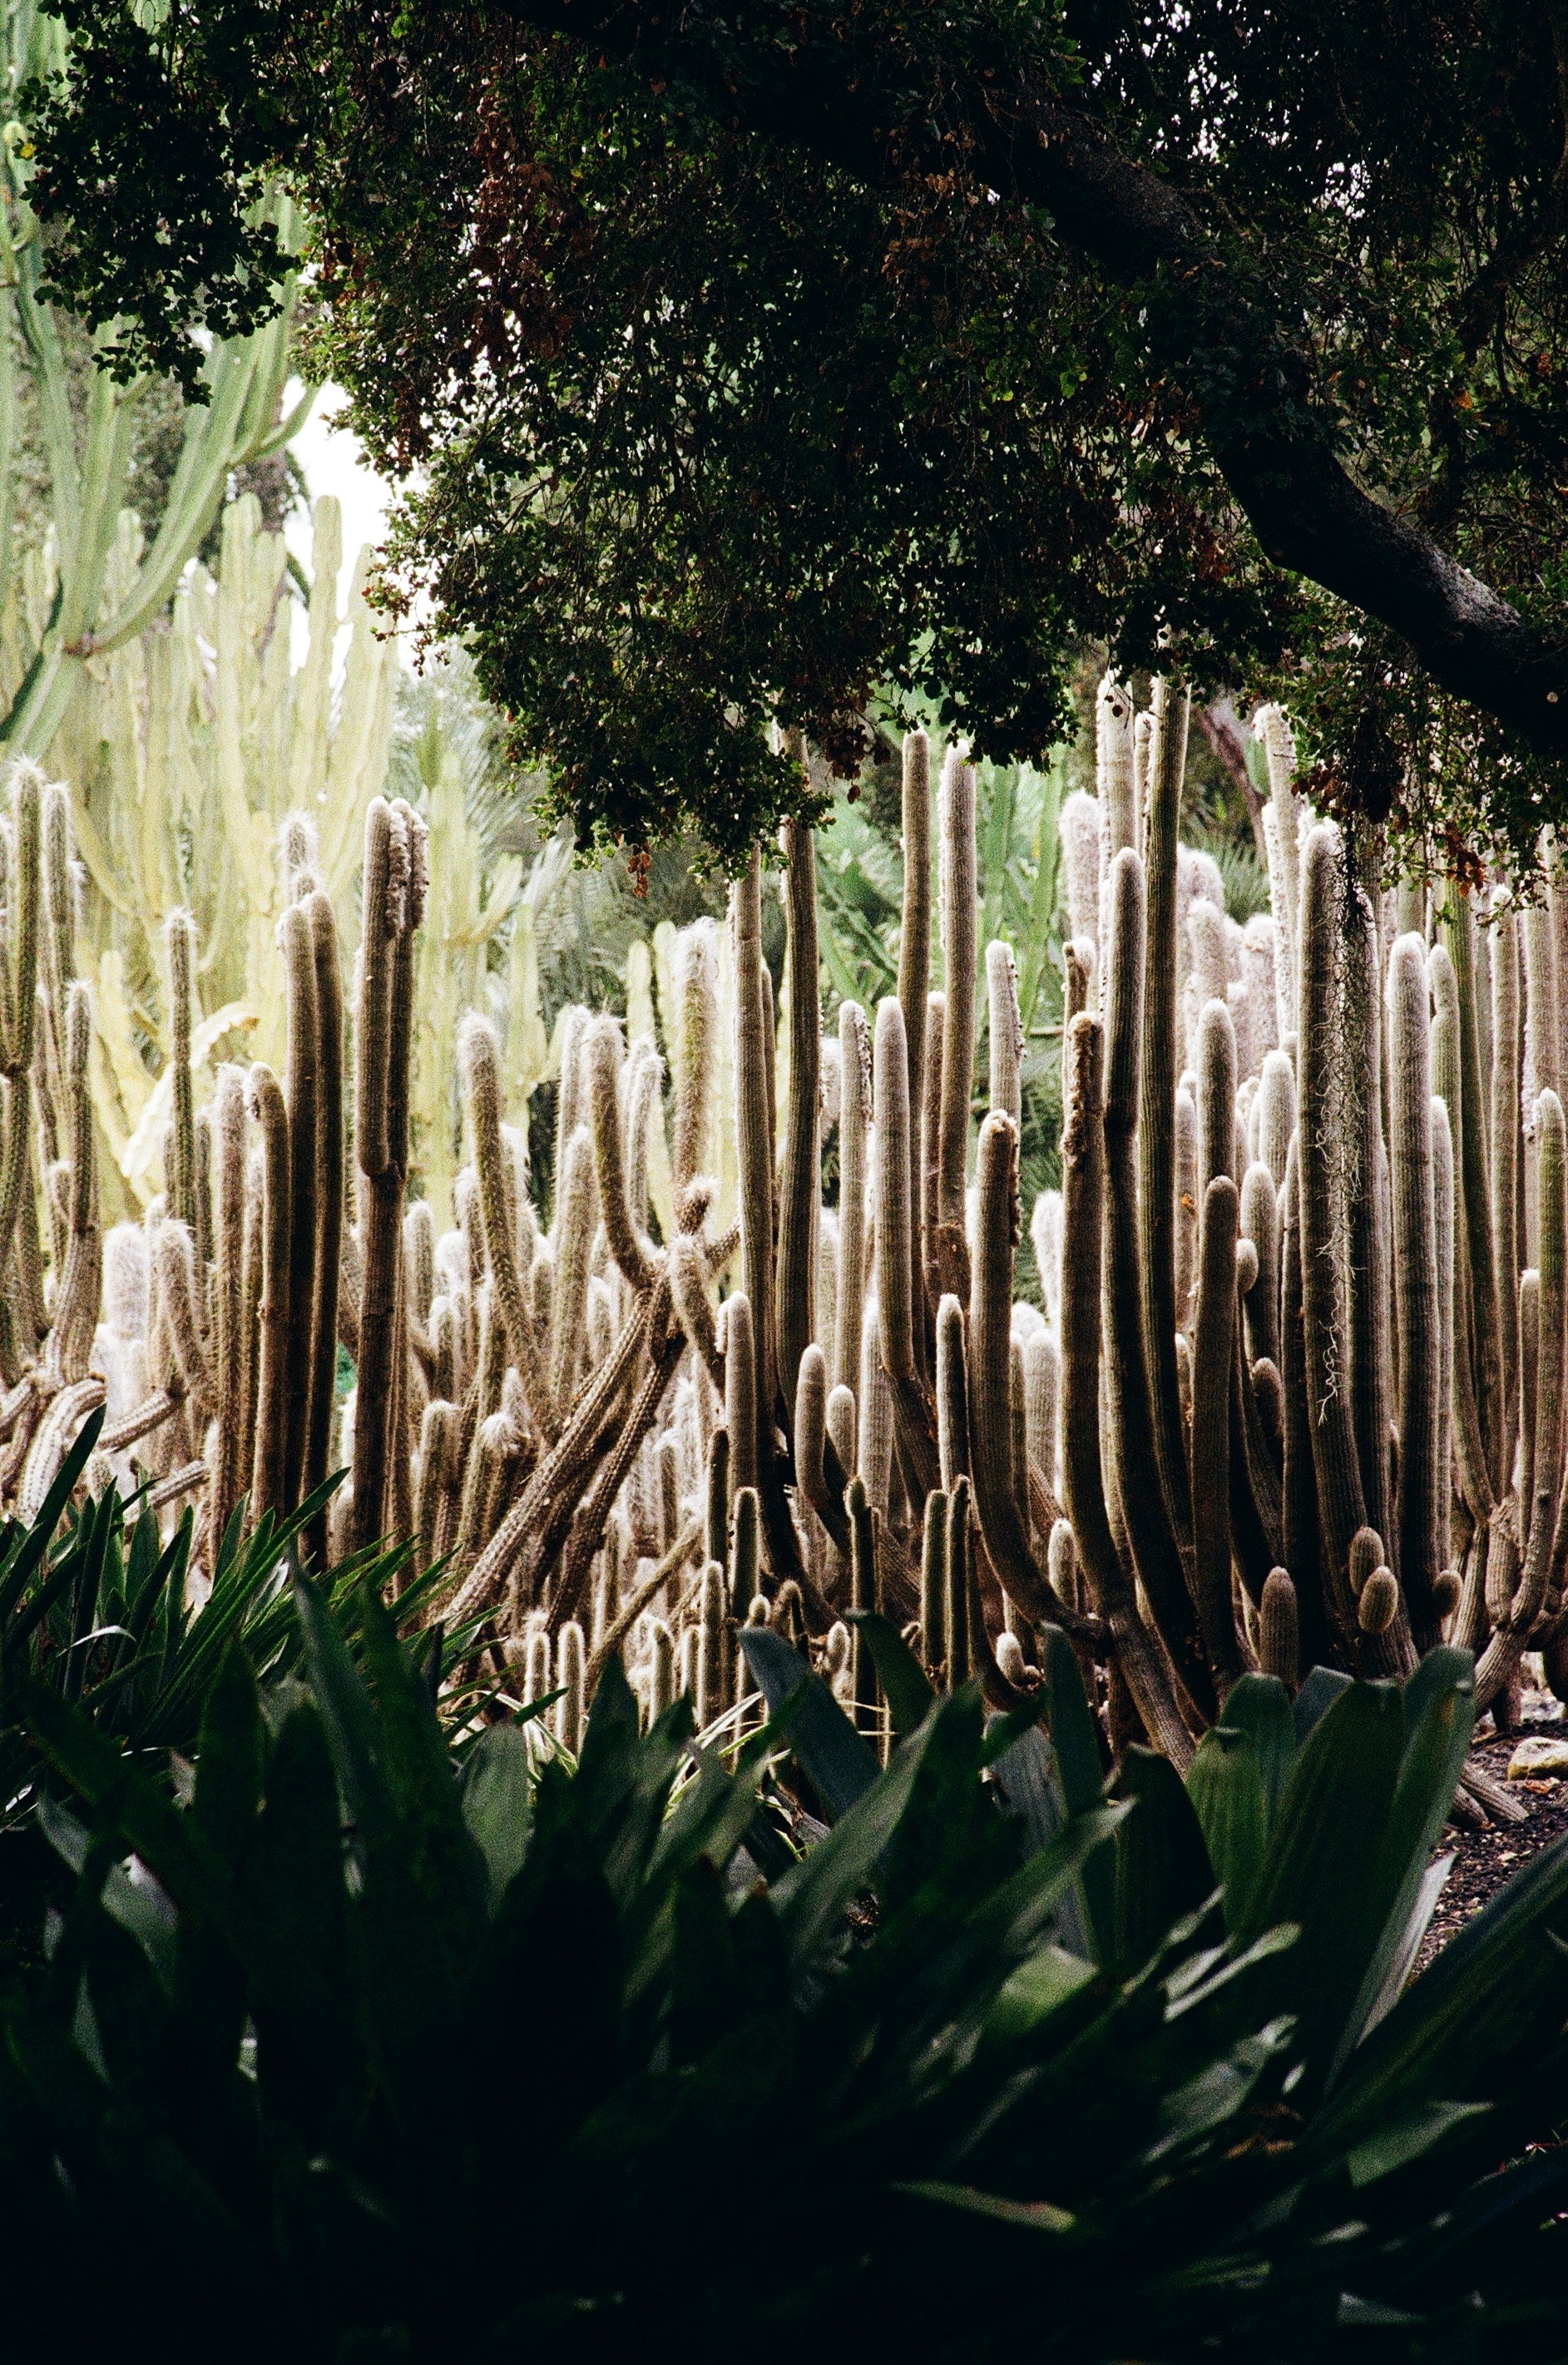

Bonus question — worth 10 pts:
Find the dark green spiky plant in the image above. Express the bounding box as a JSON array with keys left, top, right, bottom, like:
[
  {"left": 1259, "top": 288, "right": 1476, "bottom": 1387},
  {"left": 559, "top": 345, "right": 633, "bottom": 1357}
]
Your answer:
[
  {"left": 0, "top": 1408, "right": 463, "bottom": 1984},
  {"left": 5, "top": 1581, "right": 1568, "bottom": 2363}
]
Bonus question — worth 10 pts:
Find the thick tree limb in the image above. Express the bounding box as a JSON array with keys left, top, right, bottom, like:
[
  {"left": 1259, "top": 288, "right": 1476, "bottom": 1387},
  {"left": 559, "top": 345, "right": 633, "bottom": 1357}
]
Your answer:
[
  {"left": 507, "top": 0, "right": 1568, "bottom": 758},
  {"left": 1195, "top": 696, "right": 1269, "bottom": 866}
]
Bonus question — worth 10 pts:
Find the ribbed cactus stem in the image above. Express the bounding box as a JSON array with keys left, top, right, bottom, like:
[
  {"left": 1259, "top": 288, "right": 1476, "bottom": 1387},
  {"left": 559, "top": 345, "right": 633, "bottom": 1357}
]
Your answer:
[
  {"left": 834, "top": 1000, "right": 870, "bottom": 1398},
  {"left": 624, "top": 1041, "right": 661, "bottom": 1235},
  {"left": 826, "top": 1383, "right": 856, "bottom": 1496},
  {"left": 896, "top": 730, "right": 932, "bottom": 1348},
  {"left": 1255, "top": 705, "right": 1301, "bottom": 1014},
  {"left": 1239, "top": 1162, "right": 1279, "bottom": 1370},
  {"left": 847, "top": 1471, "right": 878, "bottom": 1727},
  {"left": 1140, "top": 680, "right": 1195, "bottom": 1541},
  {"left": 1387, "top": 933, "right": 1442, "bottom": 1640},
  {"left": 156, "top": 1217, "right": 212, "bottom": 1429},
  {"left": 1345, "top": 850, "right": 1393, "bottom": 1556},
  {"left": 1298, "top": 825, "right": 1372, "bottom": 1661},
  {"left": 1520, "top": 1269, "right": 1541, "bottom": 1523},
  {"left": 759, "top": 962, "right": 777, "bottom": 1179},
  {"left": 210, "top": 1062, "right": 249, "bottom": 1546},
  {"left": 1431, "top": 945, "right": 1493, "bottom": 1526},
  {"left": 1477, "top": 1090, "right": 1566, "bottom": 1708},
  {"left": 1256, "top": 1048, "right": 1296, "bottom": 1187},
  {"left": 944, "top": 1474, "right": 972, "bottom": 1690},
  {"left": 671, "top": 922, "right": 715, "bottom": 1194},
  {"left": 165, "top": 909, "right": 198, "bottom": 1234},
  {"left": 695, "top": 1561, "right": 730, "bottom": 1733},
  {"left": 552, "top": 1006, "right": 588, "bottom": 1179},
  {"left": 648, "top": 1618, "right": 675, "bottom": 1724},
  {"left": 667, "top": 1233, "right": 724, "bottom": 1391},
  {"left": 1443, "top": 893, "right": 1506, "bottom": 1490},
  {"left": 775, "top": 813, "right": 821, "bottom": 1416},
  {"left": 277, "top": 900, "right": 319, "bottom": 1510},
  {"left": 1174, "top": 1086, "right": 1199, "bottom": 1330},
  {"left": 0, "top": 767, "right": 39, "bottom": 1080},
  {"left": 731, "top": 848, "right": 777, "bottom": 1427},
  {"left": 920, "top": 1485, "right": 948, "bottom": 1670},
  {"left": 1259, "top": 1568, "right": 1298, "bottom": 1689},
  {"left": 416, "top": 1398, "right": 460, "bottom": 1567},
  {"left": 1101, "top": 847, "right": 1211, "bottom": 1715},
  {"left": 194, "top": 1109, "right": 214, "bottom": 1279},
  {"left": 238, "top": 1143, "right": 263, "bottom": 1486},
  {"left": 1491, "top": 903, "right": 1521, "bottom": 1437},
  {"left": 348, "top": 797, "right": 424, "bottom": 1556},
  {"left": 248, "top": 1061, "right": 291, "bottom": 1524},
  {"left": 1522, "top": 901, "right": 1559, "bottom": 1264},
  {"left": 461, "top": 1014, "right": 552, "bottom": 1431},
  {"left": 934, "top": 749, "right": 977, "bottom": 1298},
  {"left": 301, "top": 893, "right": 344, "bottom": 1538},
  {"left": 1197, "top": 997, "right": 1238, "bottom": 1191},
  {"left": 857, "top": 1303, "right": 893, "bottom": 1513},
  {"left": 794, "top": 1341, "right": 848, "bottom": 1552},
  {"left": 705, "top": 1424, "right": 730, "bottom": 1567},
  {"left": 1191, "top": 1174, "right": 1242, "bottom": 1695},
  {"left": 1097, "top": 676, "right": 1137, "bottom": 855},
  {"left": 1009, "top": 1332, "right": 1029, "bottom": 1517},
  {"left": 986, "top": 942, "right": 1023, "bottom": 1126},
  {"left": 585, "top": 1016, "right": 655, "bottom": 1295},
  {"left": 48, "top": 980, "right": 100, "bottom": 1386},
  {"left": 935, "top": 1292, "right": 969, "bottom": 1490},
  {"left": 1060, "top": 1011, "right": 1191, "bottom": 1764},
  {"left": 1022, "top": 1329, "right": 1059, "bottom": 1498},
  {"left": 547, "top": 1124, "right": 596, "bottom": 1411},
  {"left": 968, "top": 1113, "right": 1067, "bottom": 1631},
  {"left": 40, "top": 782, "right": 72, "bottom": 1094},
  {"left": 873, "top": 997, "right": 918, "bottom": 1381},
  {"left": 557, "top": 1620, "right": 586, "bottom": 1754},
  {"left": 920, "top": 987, "right": 945, "bottom": 1316},
  {"left": 729, "top": 1483, "right": 760, "bottom": 1622},
  {"left": 723, "top": 1289, "right": 759, "bottom": 1500}
]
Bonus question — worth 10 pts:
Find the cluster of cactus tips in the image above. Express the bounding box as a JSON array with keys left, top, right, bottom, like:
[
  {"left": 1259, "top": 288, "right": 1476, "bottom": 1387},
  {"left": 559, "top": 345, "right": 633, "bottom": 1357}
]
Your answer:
[{"left": 0, "top": 678, "right": 1564, "bottom": 1789}]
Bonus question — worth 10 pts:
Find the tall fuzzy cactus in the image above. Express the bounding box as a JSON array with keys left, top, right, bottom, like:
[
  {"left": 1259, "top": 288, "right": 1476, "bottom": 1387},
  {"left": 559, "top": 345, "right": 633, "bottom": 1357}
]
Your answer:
[
  {"left": 348, "top": 796, "right": 426, "bottom": 1554},
  {"left": 4, "top": 662, "right": 1561, "bottom": 1808},
  {"left": 1387, "top": 934, "right": 1442, "bottom": 1642},
  {"left": 896, "top": 730, "right": 932, "bottom": 1358},
  {"left": 1100, "top": 846, "right": 1210, "bottom": 1717},
  {"left": 774, "top": 809, "right": 819, "bottom": 1417},
  {"left": 932, "top": 750, "right": 977, "bottom": 1304}
]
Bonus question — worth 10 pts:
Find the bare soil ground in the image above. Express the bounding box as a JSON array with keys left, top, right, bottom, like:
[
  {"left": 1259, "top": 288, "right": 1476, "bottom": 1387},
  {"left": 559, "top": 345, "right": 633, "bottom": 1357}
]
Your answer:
[{"left": 1419, "top": 1687, "right": 1568, "bottom": 1969}]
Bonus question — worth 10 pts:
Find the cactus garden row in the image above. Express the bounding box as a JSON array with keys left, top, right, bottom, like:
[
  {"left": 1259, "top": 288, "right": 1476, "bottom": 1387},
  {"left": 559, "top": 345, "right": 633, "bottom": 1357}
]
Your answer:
[{"left": 0, "top": 669, "right": 1556, "bottom": 1817}]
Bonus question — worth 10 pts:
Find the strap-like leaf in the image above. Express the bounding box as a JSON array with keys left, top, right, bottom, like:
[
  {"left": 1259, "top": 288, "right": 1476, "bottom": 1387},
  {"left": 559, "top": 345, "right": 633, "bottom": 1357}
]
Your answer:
[
  {"left": 1185, "top": 1725, "right": 1267, "bottom": 1932},
  {"left": 739, "top": 1625, "right": 878, "bottom": 1820},
  {"left": 1216, "top": 1673, "right": 1297, "bottom": 1827},
  {"left": 459, "top": 1724, "right": 534, "bottom": 1913},
  {"left": 849, "top": 1609, "right": 934, "bottom": 1739},
  {"left": 1036, "top": 1625, "right": 1115, "bottom": 1966}
]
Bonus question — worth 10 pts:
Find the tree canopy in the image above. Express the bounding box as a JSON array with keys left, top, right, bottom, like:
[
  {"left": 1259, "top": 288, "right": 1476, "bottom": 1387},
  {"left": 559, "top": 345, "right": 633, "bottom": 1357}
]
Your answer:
[{"left": 27, "top": 0, "right": 1568, "bottom": 863}]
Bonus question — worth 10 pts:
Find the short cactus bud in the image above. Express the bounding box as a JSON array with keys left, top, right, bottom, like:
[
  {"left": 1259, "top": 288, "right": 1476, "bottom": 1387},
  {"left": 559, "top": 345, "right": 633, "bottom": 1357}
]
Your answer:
[
  {"left": 996, "top": 1630, "right": 1026, "bottom": 1685},
  {"left": 1348, "top": 1525, "right": 1385, "bottom": 1600},
  {"left": 1258, "top": 1568, "right": 1298, "bottom": 1687},
  {"left": 1358, "top": 1567, "right": 1399, "bottom": 1635}
]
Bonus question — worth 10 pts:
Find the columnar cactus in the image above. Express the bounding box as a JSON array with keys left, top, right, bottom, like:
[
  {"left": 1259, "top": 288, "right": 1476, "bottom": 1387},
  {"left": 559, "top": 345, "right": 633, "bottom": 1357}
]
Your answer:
[{"left": 2, "top": 664, "right": 1562, "bottom": 1798}]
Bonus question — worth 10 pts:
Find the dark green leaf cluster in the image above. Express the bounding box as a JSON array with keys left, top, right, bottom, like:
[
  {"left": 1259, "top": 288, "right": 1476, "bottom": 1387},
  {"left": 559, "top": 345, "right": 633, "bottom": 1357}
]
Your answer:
[
  {"left": 4, "top": 1576, "right": 1568, "bottom": 2362},
  {"left": 28, "top": 1, "right": 1568, "bottom": 858},
  {"left": 28, "top": 0, "right": 297, "bottom": 390},
  {"left": 0, "top": 1413, "right": 468, "bottom": 1983}
]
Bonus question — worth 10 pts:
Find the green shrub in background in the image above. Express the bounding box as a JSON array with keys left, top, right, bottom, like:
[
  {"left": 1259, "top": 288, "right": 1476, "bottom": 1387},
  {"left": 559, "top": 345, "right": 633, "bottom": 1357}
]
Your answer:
[{"left": 1, "top": 1576, "right": 1566, "bottom": 2363}]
